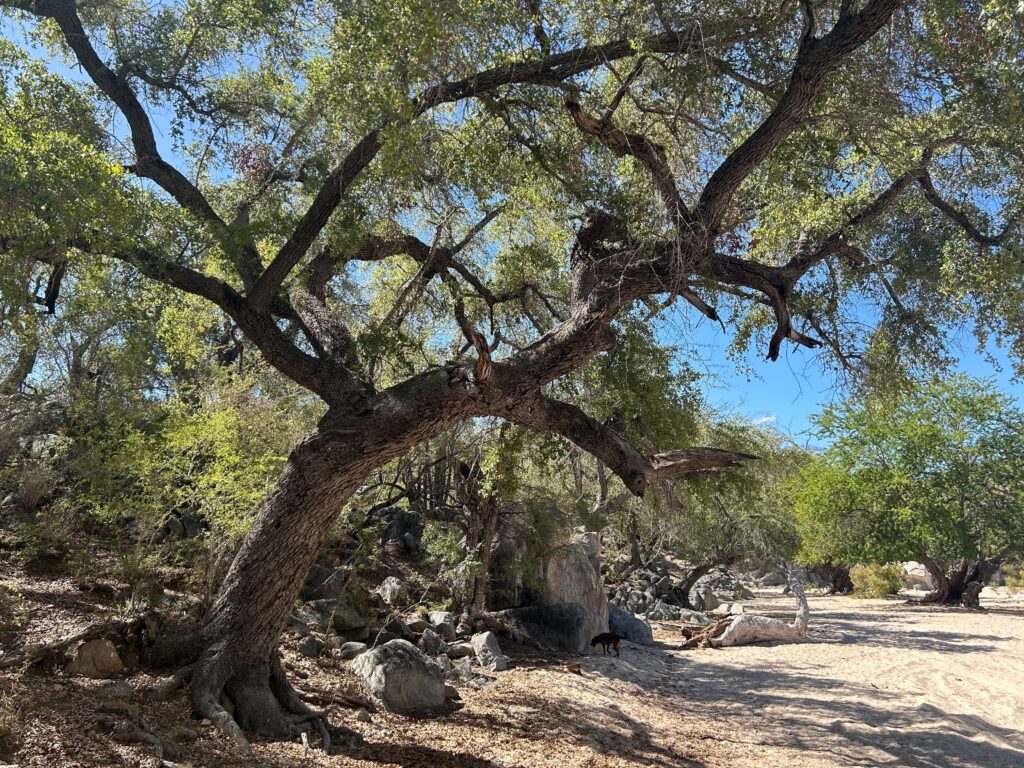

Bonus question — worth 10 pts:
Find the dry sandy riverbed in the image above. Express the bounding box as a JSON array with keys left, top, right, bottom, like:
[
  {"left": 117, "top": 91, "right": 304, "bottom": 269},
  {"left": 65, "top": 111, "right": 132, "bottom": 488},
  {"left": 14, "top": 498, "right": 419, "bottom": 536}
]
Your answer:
[{"left": 7, "top": 585, "right": 1024, "bottom": 767}]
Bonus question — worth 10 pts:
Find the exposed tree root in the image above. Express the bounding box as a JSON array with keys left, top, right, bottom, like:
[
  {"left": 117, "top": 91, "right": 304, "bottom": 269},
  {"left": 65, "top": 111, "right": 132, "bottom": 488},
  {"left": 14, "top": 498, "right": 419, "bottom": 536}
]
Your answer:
[
  {"left": 3, "top": 619, "right": 132, "bottom": 670},
  {"left": 190, "top": 646, "right": 349, "bottom": 755}
]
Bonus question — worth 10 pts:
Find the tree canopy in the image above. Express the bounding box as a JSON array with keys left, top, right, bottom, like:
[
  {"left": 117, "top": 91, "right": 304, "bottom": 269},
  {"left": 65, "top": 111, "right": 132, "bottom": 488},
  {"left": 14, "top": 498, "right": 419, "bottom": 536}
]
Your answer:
[{"left": 795, "top": 375, "right": 1024, "bottom": 604}]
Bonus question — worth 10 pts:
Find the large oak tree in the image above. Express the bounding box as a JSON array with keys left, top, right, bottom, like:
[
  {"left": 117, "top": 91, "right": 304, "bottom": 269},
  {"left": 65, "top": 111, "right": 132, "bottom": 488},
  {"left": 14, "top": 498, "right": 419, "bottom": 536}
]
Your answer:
[{"left": 3, "top": 0, "right": 1024, "bottom": 751}]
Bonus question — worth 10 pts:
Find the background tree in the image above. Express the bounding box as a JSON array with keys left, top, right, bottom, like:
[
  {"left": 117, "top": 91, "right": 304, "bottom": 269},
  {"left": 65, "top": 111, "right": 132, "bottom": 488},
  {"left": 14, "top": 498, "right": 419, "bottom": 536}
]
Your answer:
[
  {"left": 794, "top": 375, "right": 1024, "bottom": 607},
  {"left": 3, "top": 0, "right": 1024, "bottom": 751}
]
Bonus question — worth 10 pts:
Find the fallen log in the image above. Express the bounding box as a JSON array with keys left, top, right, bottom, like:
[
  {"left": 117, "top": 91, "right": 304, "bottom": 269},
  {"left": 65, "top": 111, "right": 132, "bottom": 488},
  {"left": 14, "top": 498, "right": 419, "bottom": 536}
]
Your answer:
[{"left": 680, "top": 571, "right": 809, "bottom": 649}]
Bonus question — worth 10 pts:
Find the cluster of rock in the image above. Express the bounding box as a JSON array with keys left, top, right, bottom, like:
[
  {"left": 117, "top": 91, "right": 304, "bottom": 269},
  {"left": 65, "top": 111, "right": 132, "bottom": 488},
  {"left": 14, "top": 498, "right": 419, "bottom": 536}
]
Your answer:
[
  {"left": 288, "top": 561, "right": 515, "bottom": 713},
  {"left": 608, "top": 565, "right": 756, "bottom": 622}
]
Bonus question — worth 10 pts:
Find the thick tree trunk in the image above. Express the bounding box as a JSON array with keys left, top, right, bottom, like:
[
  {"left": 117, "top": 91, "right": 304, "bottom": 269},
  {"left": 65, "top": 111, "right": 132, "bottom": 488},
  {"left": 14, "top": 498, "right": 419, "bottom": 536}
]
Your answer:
[
  {"left": 140, "top": 386, "right": 465, "bottom": 750},
  {"left": 920, "top": 555, "right": 1001, "bottom": 607},
  {"left": 676, "top": 563, "right": 713, "bottom": 609},
  {"left": 183, "top": 430, "right": 368, "bottom": 747},
  {"left": 823, "top": 564, "right": 853, "bottom": 595}
]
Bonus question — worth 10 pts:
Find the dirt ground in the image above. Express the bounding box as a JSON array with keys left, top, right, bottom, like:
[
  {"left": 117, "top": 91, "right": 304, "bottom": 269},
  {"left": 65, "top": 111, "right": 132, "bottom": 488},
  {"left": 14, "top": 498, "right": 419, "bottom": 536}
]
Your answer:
[{"left": 3, "top": 570, "right": 1024, "bottom": 768}]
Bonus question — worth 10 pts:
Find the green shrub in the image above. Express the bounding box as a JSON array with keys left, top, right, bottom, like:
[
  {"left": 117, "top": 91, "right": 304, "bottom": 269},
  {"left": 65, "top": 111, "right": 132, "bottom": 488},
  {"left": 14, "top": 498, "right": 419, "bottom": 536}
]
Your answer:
[
  {"left": 850, "top": 563, "right": 904, "bottom": 598},
  {"left": 0, "top": 582, "right": 27, "bottom": 632},
  {"left": 1005, "top": 564, "right": 1024, "bottom": 593}
]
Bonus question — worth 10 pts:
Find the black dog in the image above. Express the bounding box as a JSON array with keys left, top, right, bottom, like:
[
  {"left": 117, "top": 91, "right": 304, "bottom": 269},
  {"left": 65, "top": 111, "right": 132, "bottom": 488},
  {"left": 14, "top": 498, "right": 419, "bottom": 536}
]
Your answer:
[{"left": 590, "top": 632, "right": 621, "bottom": 657}]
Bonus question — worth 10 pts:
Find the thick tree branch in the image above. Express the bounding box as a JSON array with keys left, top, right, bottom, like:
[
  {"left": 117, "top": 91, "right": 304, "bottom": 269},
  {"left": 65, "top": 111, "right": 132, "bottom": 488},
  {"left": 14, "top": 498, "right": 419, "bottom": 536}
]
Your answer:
[
  {"left": 694, "top": 0, "right": 903, "bottom": 231},
  {"left": 248, "top": 19, "right": 756, "bottom": 309},
  {"left": 505, "top": 394, "right": 754, "bottom": 496}
]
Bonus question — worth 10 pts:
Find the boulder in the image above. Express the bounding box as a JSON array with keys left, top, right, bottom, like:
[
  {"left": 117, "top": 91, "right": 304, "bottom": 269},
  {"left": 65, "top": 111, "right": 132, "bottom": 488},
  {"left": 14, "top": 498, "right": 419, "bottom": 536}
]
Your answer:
[
  {"left": 379, "top": 576, "right": 408, "bottom": 607},
  {"left": 68, "top": 639, "right": 123, "bottom": 678},
  {"left": 470, "top": 631, "right": 507, "bottom": 672},
  {"left": 496, "top": 603, "right": 594, "bottom": 653},
  {"left": 351, "top": 639, "right": 445, "bottom": 714},
  {"left": 301, "top": 563, "right": 348, "bottom": 601},
  {"left": 902, "top": 562, "right": 935, "bottom": 590},
  {"left": 446, "top": 642, "right": 475, "bottom": 659},
  {"left": 340, "top": 642, "right": 368, "bottom": 660},
  {"left": 419, "top": 627, "right": 448, "bottom": 657},
  {"left": 608, "top": 603, "right": 654, "bottom": 646},
  {"left": 541, "top": 543, "right": 608, "bottom": 649}
]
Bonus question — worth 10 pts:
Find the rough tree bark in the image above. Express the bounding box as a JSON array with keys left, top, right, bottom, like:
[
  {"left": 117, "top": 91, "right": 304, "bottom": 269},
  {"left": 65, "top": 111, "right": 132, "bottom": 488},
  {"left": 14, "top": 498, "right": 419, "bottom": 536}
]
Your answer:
[
  {"left": 4, "top": 0, "right": 912, "bottom": 751},
  {"left": 823, "top": 563, "right": 854, "bottom": 595},
  {"left": 456, "top": 458, "right": 503, "bottom": 632},
  {"left": 920, "top": 555, "right": 1002, "bottom": 608}
]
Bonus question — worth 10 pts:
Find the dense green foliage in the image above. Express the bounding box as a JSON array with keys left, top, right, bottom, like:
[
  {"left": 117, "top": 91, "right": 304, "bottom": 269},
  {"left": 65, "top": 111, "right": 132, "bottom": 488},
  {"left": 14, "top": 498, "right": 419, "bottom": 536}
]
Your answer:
[
  {"left": 795, "top": 376, "right": 1024, "bottom": 570},
  {"left": 850, "top": 562, "right": 903, "bottom": 598},
  {"left": 2, "top": 0, "right": 1024, "bottom": 622}
]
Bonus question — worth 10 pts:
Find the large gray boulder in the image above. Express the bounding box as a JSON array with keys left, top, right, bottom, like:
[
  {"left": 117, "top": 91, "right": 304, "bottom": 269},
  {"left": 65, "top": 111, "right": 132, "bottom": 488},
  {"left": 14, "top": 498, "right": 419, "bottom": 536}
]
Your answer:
[
  {"left": 608, "top": 603, "right": 654, "bottom": 646},
  {"left": 351, "top": 640, "right": 445, "bottom": 714},
  {"left": 470, "top": 631, "right": 507, "bottom": 671},
  {"left": 496, "top": 603, "right": 595, "bottom": 653},
  {"left": 541, "top": 543, "right": 608, "bottom": 648}
]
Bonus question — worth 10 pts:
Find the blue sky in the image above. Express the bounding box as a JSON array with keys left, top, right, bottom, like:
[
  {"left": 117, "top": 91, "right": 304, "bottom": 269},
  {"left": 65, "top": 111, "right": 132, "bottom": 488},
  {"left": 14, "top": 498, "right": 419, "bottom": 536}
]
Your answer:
[{"left": 683, "top": 320, "right": 1024, "bottom": 444}]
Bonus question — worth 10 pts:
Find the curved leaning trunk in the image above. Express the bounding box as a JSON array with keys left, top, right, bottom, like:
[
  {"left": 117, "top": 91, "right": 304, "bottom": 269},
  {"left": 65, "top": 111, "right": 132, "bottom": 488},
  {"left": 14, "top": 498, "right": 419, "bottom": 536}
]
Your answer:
[
  {"left": 184, "top": 429, "right": 373, "bottom": 745},
  {"left": 167, "top": 385, "right": 482, "bottom": 751}
]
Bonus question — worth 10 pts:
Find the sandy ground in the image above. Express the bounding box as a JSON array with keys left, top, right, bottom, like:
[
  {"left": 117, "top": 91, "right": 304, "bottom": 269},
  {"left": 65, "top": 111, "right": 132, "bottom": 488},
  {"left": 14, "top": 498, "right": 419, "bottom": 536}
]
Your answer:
[{"left": 4, "top": 573, "right": 1024, "bottom": 768}]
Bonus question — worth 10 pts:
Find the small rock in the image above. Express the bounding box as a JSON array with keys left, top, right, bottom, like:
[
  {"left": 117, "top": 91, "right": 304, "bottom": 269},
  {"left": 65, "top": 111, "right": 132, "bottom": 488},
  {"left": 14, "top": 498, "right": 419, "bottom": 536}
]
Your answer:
[
  {"left": 446, "top": 642, "right": 474, "bottom": 659},
  {"left": 68, "top": 639, "right": 123, "bottom": 679},
  {"left": 379, "top": 576, "right": 408, "bottom": 607},
  {"left": 435, "top": 654, "right": 453, "bottom": 677},
  {"left": 297, "top": 635, "right": 323, "bottom": 657},
  {"left": 100, "top": 680, "right": 133, "bottom": 699},
  {"left": 470, "top": 631, "right": 507, "bottom": 672},
  {"left": 444, "top": 684, "right": 461, "bottom": 700},
  {"left": 340, "top": 641, "right": 369, "bottom": 660},
  {"left": 354, "top": 708, "right": 372, "bottom": 723},
  {"left": 419, "top": 627, "right": 448, "bottom": 656},
  {"left": 451, "top": 656, "right": 473, "bottom": 682}
]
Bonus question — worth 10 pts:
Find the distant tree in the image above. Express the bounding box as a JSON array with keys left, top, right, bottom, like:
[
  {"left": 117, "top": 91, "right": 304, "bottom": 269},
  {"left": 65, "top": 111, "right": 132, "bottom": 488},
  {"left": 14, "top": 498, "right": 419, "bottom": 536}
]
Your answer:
[{"left": 795, "top": 376, "right": 1024, "bottom": 607}]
